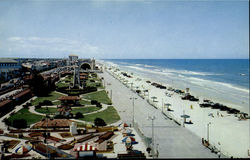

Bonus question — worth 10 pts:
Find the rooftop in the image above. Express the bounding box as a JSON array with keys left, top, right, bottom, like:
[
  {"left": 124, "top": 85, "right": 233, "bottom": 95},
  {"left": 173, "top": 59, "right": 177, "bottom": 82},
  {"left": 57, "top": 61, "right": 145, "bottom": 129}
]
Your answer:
[
  {"left": 0, "top": 58, "right": 18, "bottom": 63},
  {"left": 69, "top": 54, "right": 78, "bottom": 57},
  {"left": 58, "top": 96, "right": 80, "bottom": 101},
  {"left": 33, "top": 119, "right": 73, "bottom": 128}
]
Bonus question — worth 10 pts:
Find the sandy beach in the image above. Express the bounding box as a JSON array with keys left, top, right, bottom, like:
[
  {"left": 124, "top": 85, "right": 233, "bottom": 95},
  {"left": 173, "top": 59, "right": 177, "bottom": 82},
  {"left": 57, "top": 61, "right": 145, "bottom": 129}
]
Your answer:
[{"left": 100, "top": 62, "right": 249, "bottom": 158}]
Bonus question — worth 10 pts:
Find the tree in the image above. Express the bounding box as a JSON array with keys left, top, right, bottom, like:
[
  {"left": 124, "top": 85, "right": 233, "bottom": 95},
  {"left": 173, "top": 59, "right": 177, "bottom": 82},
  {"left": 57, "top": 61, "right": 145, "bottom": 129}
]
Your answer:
[
  {"left": 91, "top": 100, "right": 98, "bottom": 105},
  {"left": 29, "top": 73, "right": 49, "bottom": 96},
  {"left": 13, "top": 119, "right": 27, "bottom": 129},
  {"left": 96, "top": 102, "right": 102, "bottom": 108},
  {"left": 75, "top": 112, "right": 84, "bottom": 119},
  {"left": 94, "top": 118, "right": 106, "bottom": 127}
]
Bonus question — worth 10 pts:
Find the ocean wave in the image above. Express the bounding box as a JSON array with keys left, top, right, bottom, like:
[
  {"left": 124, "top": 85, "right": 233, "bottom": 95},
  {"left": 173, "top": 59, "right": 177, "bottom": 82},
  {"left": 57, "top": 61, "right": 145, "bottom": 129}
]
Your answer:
[
  {"left": 127, "top": 65, "right": 173, "bottom": 76},
  {"left": 144, "top": 64, "right": 155, "bottom": 68},
  {"left": 188, "top": 77, "right": 249, "bottom": 94},
  {"left": 161, "top": 69, "right": 220, "bottom": 76}
]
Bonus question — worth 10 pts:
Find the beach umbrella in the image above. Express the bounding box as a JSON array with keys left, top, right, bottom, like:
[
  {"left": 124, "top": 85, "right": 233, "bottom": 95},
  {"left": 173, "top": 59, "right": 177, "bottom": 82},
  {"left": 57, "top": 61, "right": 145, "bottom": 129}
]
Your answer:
[
  {"left": 151, "top": 96, "right": 157, "bottom": 102},
  {"left": 180, "top": 114, "right": 190, "bottom": 123},
  {"left": 165, "top": 103, "right": 171, "bottom": 107},
  {"left": 14, "top": 144, "right": 32, "bottom": 155},
  {"left": 73, "top": 143, "right": 97, "bottom": 151},
  {"left": 122, "top": 136, "right": 136, "bottom": 143},
  {"left": 180, "top": 114, "right": 190, "bottom": 118}
]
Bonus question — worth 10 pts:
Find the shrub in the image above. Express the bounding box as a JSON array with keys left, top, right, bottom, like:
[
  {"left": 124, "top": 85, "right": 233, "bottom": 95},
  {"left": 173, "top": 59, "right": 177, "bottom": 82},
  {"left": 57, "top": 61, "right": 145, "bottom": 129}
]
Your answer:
[
  {"left": 96, "top": 102, "right": 102, "bottom": 108},
  {"left": 35, "top": 105, "right": 41, "bottom": 109},
  {"left": 75, "top": 112, "right": 84, "bottom": 119},
  {"left": 23, "top": 104, "right": 29, "bottom": 109},
  {"left": 94, "top": 118, "right": 106, "bottom": 127},
  {"left": 54, "top": 114, "right": 65, "bottom": 119},
  {"left": 13, "top": 119, "right": 27, "bottom": 129},
  {"left": 91, "top": 100, "right": 98, "bottom": 105},
  {"left": 42, "top": 100, "right": 53, "bottom": 106},
  {"left": 3, "top": 118, "right": 11, "bottom": 126}
]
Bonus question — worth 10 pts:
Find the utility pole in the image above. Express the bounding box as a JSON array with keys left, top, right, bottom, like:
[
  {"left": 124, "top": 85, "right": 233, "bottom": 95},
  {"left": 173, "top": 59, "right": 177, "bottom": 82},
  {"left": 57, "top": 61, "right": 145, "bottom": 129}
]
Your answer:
[
  {"left": 207, "top": 122, "right": 211, "bottom": 143},
  {"left": 130, "top": 97, "right": 137, "bottom": 127},
  {"left": 110, "top": 90, "right": 112, "bottom": 101},
  {"left": 148, "top": 116, "right": 156, "bottom": 158}
]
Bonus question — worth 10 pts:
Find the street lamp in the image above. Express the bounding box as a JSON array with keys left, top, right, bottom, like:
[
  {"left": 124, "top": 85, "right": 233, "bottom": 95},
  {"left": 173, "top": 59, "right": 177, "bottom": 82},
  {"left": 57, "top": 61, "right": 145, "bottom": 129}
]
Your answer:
[
  {"left": 130, "top": 97, "right": 137, "bottom": 127},
  {"left": 207, "top": 122, "right": 211, "bottom": 143},
  {"left": 147, "top": 115, "right": 156, "bottom": 158},
  {"left": 110, "top": 89, "right": 112, "bottom": 101}
]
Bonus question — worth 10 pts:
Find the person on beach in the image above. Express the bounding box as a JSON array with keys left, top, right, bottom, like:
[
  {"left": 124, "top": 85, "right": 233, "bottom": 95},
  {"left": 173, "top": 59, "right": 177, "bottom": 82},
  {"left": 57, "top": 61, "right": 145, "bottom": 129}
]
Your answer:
[{"left": 218, "top": 151, "right": 221, "bottom": 158}]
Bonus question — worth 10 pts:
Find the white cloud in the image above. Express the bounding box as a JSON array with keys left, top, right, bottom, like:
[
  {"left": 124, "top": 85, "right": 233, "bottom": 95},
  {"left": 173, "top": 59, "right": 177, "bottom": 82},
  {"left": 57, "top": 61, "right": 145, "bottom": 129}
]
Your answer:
[{"left": 5, "top": 36, "right": 100, "bottom": 57}]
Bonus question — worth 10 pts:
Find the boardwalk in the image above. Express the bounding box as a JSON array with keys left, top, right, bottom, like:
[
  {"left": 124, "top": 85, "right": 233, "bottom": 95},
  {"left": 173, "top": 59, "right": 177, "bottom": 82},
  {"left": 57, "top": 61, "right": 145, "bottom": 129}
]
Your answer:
[{"left": 99, "top": 71, "right": 217, "bottom": 158}]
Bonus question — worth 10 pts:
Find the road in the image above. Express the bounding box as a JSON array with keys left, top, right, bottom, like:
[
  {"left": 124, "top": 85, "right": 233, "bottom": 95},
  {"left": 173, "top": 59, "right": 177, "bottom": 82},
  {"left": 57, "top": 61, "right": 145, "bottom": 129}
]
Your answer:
[{"left": 98, "top": 70, "right": 218, "bottom": 158}]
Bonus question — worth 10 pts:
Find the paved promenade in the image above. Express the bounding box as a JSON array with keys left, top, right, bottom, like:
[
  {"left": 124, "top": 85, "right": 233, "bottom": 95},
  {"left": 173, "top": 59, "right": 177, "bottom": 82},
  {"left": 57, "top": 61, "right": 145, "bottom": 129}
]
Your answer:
[{"left": 99, "top": 71, "right": 218, "bottom": 158}]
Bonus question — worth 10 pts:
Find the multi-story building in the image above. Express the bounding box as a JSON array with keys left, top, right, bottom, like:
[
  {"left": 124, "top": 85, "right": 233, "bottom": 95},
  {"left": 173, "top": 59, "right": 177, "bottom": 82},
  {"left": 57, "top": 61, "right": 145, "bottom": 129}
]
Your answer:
[{"left": 0, "top": 58, "right": 21, "bottom": 82}]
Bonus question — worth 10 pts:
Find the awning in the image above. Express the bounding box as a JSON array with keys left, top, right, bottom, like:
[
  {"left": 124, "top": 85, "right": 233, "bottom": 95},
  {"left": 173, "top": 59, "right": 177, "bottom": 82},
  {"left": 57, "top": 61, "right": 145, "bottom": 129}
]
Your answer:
[
  {"left": 14, "top": 144, "right": 32, "bottom": 155},
  {"left": 122, "top": 136, "right": 135, "bottom": 143},
  {"left": 74, "top": 143, "right": 97, "bottom": 151}
]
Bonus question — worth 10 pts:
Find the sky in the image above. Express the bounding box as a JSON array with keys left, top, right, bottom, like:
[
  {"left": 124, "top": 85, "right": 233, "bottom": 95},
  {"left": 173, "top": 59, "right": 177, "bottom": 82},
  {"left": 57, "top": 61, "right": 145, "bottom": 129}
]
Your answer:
[{"left": 0, "top": 0, "right": 249, "bottom": 59}]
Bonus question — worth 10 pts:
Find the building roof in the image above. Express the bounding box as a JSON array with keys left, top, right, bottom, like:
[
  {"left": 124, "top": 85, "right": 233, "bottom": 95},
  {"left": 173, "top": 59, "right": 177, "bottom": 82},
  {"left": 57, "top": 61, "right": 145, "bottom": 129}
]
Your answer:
[
  {"left": 13, "top": 89, "right": 31, "bottom": 99},
  {"left": 0, "top": 99, "right": 12, "bottom": 108},
  {"left": 69, "top": 54, "right": 78, "bottom": 57},
  {"left": 58, "top": 96, "right": 80, "bottom": 101},
  {"left": 33, "top": 119, "right": 73, "bottom": 128},
  {"left": 0, "top": 58, "right": 18, "bottom": 63}
]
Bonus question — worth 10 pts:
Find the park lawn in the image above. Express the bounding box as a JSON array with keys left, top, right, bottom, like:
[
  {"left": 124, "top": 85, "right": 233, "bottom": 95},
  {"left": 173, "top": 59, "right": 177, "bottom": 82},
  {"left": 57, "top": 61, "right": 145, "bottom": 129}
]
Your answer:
[
  {"left": 86, "top": 80, "right": 96, "bottom": 87},
  {"left": 71, "top": 106, "right": 101, "bottom": 114},
  {"left": 7, "top": 108, "right": 44, "bottom": 126},
  {"left": 35, "top": 107, "right": 58, "bottom": 114},
  {"left": 52, "top": 101, "right": 61, "bottom": 105},
  {"left": 79, "top": 99, "right": 91, "bottom": 105},
  {"left": 31, "top": 91, "right": 64, "bottom": 106},
  {"left": 80, "top": 106, "right": 120, "bottom": 124},
  {"left": 64, "top": 76, "right": 72, "bottom": 82},
  {"left": 82, "top": 90, "right": 111, "bottom": 105},
  {"left": 56, "top": 81, "right": 69, "bottom": 88}
]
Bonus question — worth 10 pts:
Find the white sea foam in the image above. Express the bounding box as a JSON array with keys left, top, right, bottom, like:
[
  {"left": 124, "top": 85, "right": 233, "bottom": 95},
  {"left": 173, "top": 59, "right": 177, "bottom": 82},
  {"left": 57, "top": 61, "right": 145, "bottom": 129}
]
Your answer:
[
  {"left": 187, "top": 77, "right": 249, "bottom": 94},
  {"left": 161, "top": 68, "right": 220, "bottom": 76},
  {"left": 144, "top": 64, "right": 155, "bottom": 68}
]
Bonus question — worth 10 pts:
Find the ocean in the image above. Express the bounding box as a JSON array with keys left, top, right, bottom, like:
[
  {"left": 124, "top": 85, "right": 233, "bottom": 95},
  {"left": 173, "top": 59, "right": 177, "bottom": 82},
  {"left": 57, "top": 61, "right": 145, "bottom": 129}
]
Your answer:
[{"left": 101, "top": 59, "right": 249, "bottom": 113}]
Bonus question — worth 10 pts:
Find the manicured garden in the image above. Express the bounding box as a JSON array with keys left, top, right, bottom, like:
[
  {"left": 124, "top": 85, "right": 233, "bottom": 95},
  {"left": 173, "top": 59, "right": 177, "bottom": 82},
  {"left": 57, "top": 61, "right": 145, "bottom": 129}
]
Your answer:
[
  {"left": 7, "top": 108, "right": 44, "bottom": 126},
  {"left": 34, "top": 106, "right": 101, "bottom": 115},
  {"left": 35, "top": 107, "right": 58, "bottom": 114},
  {"left": 31, "top": 91, "right": 64, "bottom": 106},
  {"left": 82, "top": 90, "right": 112, "bottom": 105},
  {"left": 80, "top": 106, "right": 120, "bottom": 124},
  {"left": 71, "top": 106, "right": 101, "bottom": 114}
]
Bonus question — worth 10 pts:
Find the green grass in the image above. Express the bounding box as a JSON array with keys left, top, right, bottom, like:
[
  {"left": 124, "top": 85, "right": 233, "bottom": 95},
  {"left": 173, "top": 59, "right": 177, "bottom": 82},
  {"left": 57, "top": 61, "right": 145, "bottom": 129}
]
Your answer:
[
  {"left": 80, "top": 106, "right": 120, "bottom": 124},
  {"left": 82, "top": 90, "right": 112, "bottom": 105},
  {"left": 52, "top": 101, "right": 61, "bottom": 105},
  {"left": 35, "top": 107, "right": 58, "bottom": 114},
  {"left": 7, "top": 108, "right": 44, "bottom": 125},
  {"left": 31, "top": 91, "right": 65, "bottom": 106},
  {"left": 79, "top": 99, "right": 91, "bottom": 105},
  {"left": 71, "top": 106, "right": 101, "bottom": 114},
  {"left": 56, "top": 81, "right": 69, "bottom": 88}
]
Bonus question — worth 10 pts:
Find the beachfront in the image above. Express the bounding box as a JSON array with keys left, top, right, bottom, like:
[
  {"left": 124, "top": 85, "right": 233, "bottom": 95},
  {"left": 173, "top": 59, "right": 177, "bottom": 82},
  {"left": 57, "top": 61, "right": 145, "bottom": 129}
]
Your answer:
[{"left": 99, "top": 62, "right": 250, "bottom": 158}]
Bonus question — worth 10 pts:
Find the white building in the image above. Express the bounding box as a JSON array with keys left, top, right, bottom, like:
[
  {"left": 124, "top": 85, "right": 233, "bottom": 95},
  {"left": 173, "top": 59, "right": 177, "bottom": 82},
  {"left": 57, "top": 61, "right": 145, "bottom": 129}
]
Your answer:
[
  {"left": 0, "top": 58, "right": 21, "bottom": 81},
  {"left": 70, "top": 122, "right": 77, "bottom": 135},
  {"left": 69, "top": 54, "right": 78, "bottom": 62}
]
